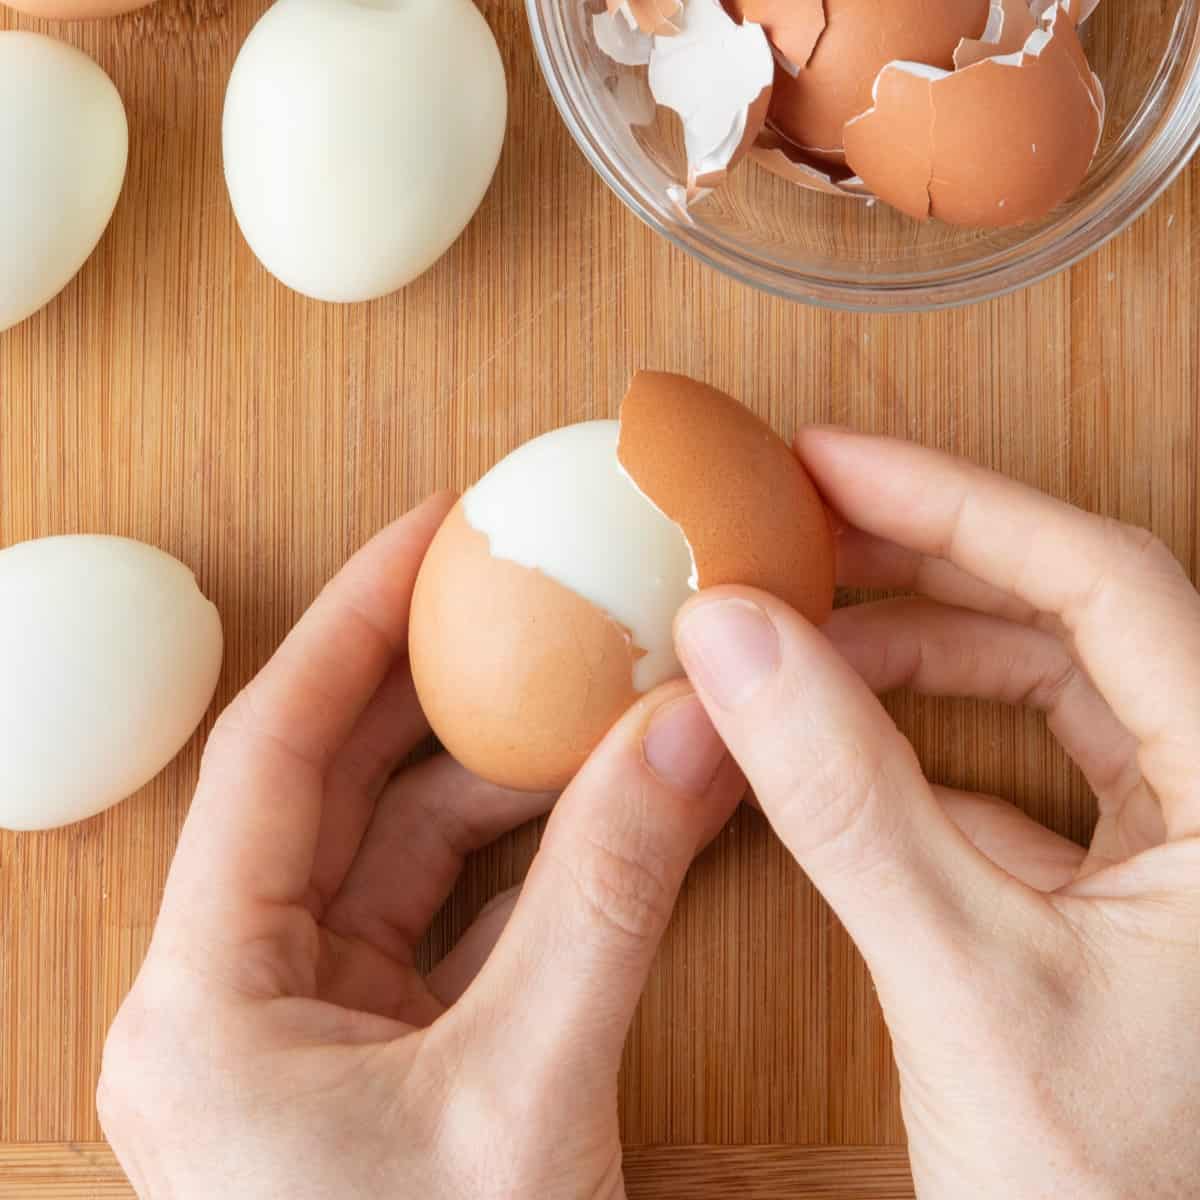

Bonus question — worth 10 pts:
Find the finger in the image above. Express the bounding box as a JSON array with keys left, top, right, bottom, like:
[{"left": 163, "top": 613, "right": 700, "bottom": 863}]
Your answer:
[
  {"left": 426, "top": 886, "right": 521, "bottom": 1007},
  {"left": 800, "top": 429, "right": 1200, "bottom": 837},
  {"left": 307, "top": 662, "right": 431, "bottom": 917},
  {"left": 824, "top": 599, "right": 1140, "bottom": 804},
  {"left": 836, "top": 525, "right": 1050, "bottom": 629},
  {"left": 675, "top": 589, "right": 1013, "bottom": 976},
  {"left": 933, "top": 787, "right": 1086, "bottom": 892},
  {"left": 457, "top": 682, "right": 745, "bottom": 1076},
  {"left": 322, "top": 757, "right": 552, "bottom": 964},
  {"left": 159, "top": 494, "right": 454, "bottom": 951}
]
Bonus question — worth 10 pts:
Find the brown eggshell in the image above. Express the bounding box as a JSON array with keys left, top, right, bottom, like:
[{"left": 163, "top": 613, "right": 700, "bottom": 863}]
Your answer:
[
  {"left": 5, "top": 0, "right": 154, "bottom": 15},
  {"left": 409, "top": 505, "right": 640, "bottom": 793},
  {"left": 768, "top": 0, "right": 990, "bottom": 160},
  {"left": 845, "top": 9, "right": 1102, "bottom": 229},
  {"left": 725, "top": 0, "right": 826, "bottom": 69},
  {"left": 953, "top": 0, "right": 1037, "bottom": 68},
  {"left": 928, "top": 15, "right": 1101, "bottom": 226},
  {"left": 751, "top": 127, "right": 875, "bottom": 199},
  {"left": 617, "top": 371, "right": 835, "bottom": 626},
  {"left": 841, "top": 66, "right": 936, "bottom": 221}
]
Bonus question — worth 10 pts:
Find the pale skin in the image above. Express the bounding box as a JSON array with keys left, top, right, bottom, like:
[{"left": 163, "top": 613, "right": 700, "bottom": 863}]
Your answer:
[{"left": 100, "top": 431, "right": 1200, "bottom": 1199}]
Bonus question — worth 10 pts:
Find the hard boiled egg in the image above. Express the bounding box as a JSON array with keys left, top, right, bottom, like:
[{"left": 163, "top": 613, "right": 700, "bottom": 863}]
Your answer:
[
  {"left": 0, "top": 537, "right": 224, "bottom": 832},
  {"left": 409, "top": 372, "right": 834, "bottom": 792},
  {"left": 222, "top": 0, "right": 507, "bottom": 303},
  {"left": 2, "top": 0, "right": 156, "bottom": 20},
  {"left": 0, "top": 34, "right": 128, "bottom": 335}
]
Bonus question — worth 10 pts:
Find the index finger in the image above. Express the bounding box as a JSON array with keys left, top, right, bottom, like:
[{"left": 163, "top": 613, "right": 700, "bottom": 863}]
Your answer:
[
  {"left": 797, "top": 429, "right": 1200, "bottom": 838},
  {"left": 159, "top": 493, "right": 456, "bottom": 958}
]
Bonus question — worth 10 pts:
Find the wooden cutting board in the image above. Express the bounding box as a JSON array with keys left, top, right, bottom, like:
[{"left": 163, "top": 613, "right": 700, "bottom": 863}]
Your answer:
[{"left": 0, "top": 0, "right": 1196, "bottom": 1195}]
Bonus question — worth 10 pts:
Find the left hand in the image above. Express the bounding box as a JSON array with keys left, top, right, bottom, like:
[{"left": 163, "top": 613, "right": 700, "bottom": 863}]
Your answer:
[{"left": 98, "top": 493, "right": 745, "bottom": 1200}]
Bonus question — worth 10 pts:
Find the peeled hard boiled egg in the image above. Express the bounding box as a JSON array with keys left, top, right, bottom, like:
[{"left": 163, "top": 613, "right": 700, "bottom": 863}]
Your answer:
[
  {"left": 0, "top": 34, "right": 128, "bottom": 335},
  {"left": 409, "top": 372, "right": 835, "bottom": 792},
  {"left": 0, "top": 536, "right": 224, "bottom": 832},
  {"left": 222, "top": 0, "right": 507, "bottom": 303}
]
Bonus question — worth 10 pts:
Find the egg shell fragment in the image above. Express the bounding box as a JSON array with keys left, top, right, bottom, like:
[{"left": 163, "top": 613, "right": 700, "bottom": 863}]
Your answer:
[
  {"left": 409, "top": 504, "right": 643, "bottom": 793},
  {"left": 610, "top": 0, "right": 682, "bottom": 36},
  {"left": 0, "top": 33, "right": 128, "bottom": 335},
  {"left": 594, "top": 5, "right": 653, "bottom": 65},
  {"left": 841, "top": 65, "right": 938, "bottom": 221},
  {"left": 648, "top": 0, "right": 774, "bottom": 192},
  {"left": 751, "top": 127, "right": 873, "bottom": 199},
  {"left": 724, "top": 0, "right": 826, "bottom": 71},
  {"left": 617, "top": 371, "right": 835, "bottom": 626},
  {"left": 953, "top": 0, "right": 1036, "bottom": 68},
  {"left": 767, "top": 0, "right": 990, "bottom": 161},
  {"left": 844, "top": 7, "right": 1102, "bottom": 228},
  {"left": 0, "top": 536, "right": 223, "bottom": 832},
  {"left": 1033, "top": 0, "right": 1101, "bottom": 25}
]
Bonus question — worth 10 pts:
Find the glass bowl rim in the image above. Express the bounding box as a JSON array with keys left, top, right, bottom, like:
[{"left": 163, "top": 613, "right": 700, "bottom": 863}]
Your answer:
[{"left": 525, "top": 0, "right": 1200, "bottom": 312}]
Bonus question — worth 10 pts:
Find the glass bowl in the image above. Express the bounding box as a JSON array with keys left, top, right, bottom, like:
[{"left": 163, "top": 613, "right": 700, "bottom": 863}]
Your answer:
[{"left": 526, "top": 0, "right": 1200, "bottom": 310}]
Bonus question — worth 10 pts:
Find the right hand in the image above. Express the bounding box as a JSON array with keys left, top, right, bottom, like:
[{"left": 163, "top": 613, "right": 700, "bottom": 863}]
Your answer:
[{"left": 675, "top": 430, "right": 1200, "bottom": 1199}]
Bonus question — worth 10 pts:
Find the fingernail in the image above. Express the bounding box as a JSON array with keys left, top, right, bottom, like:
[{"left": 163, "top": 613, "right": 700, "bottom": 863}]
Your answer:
[
  {"left": 643, "top": 694, "right": 727, "bottom": 796},
  {"left": 676, "top": 598, "right": 780, "bottom": 710}
]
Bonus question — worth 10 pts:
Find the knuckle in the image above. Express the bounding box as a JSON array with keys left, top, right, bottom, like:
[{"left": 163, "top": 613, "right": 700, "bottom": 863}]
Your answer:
[
  {"left": 1106, "top": 520, "right": 1178, "bottom": 575},
  {"left": 97, "top": 992, "right": 162, "bottom": 1129},
  {"left": 776, "top": 739, "right": 902, "bottom": 875},
  {"left": 561, "top": 819, "right": 677, "bottom": 945}
]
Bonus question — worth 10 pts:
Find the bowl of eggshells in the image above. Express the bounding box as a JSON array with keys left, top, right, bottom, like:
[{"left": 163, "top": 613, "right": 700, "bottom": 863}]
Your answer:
[{"left": 528, "top": 0, "right": 1200, "bottom": 310}]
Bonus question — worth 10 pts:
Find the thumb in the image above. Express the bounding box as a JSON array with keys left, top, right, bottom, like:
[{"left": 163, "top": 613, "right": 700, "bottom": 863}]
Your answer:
[
  {"left": 454, "top": 680, "right": 745, "bottom": 1078},
  {"left": 675, "top": 588, "right": 1006, "bottom": 976}
]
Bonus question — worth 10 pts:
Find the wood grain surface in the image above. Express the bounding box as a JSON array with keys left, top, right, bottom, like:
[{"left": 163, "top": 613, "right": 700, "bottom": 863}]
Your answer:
[{"left": 0, "top": 0, "right": 1197, "bottom": 1194}]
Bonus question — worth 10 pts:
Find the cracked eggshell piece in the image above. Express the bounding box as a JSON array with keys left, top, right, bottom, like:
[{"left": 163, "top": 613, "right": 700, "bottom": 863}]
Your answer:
[
  {"left": 0, "top": 34, "right": 128, "bottom": 335},
  {"left": 611, "top": 0, "right": 682, "bottom": 36},
  {"left": 724, "top": 0, "right": 826, "bottom": 71},
  {"left": 1033, "top": 0, "right": 1101, "bottom": 25},
  {"left": 844, "top": 7, "right": 1103, "bottom": 228},
  {"left": 953, "top": 0, "right": 1036, "bottom": 68},
  {"left": 768, "top": 0, "right": 990, "bottom": 162},
  {"left": 594, "top": 5, "right": 653, "bottom": 65},
  {"left": 0, "top": 536, "right": 223, "bottom": 831},
  {"left": 617, "top": 372, "right": 835, "bottom": 621},
  {"left": 223, "top": 0, "right": 506, "bottom": 303},
  {"left": 751, "top": 127, "right": 875, "bottom": 198},
  {"left": 648, "top": 0, "right": 774, "bottom": 190},
  {"left": 408, "top": 373, "right": 835, "bottom": 792}
]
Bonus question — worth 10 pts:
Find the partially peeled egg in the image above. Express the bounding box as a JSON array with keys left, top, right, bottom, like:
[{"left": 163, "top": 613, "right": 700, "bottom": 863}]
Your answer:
[{"left": 409, "top": 372, "right": 834, "bottom": 791}]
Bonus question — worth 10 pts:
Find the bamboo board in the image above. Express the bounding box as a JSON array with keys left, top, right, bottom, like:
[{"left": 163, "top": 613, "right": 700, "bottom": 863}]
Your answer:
[{"left": 1, "top": 0, "right": 1197, "bottom": 1194}]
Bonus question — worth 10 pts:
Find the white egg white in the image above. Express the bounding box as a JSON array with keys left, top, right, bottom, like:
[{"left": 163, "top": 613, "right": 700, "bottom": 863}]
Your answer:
[
  {"left": 222, "top": 0, "right": 507, "bottom": 303},
  {"left": 0, "top": 536, "right": 223, "bottom": 832},
  {"left": 0, "top": 34, "right": 128, "bottom": 335},
  {"left": 462, "top": 421, "right": 696, "bottom": 693}
]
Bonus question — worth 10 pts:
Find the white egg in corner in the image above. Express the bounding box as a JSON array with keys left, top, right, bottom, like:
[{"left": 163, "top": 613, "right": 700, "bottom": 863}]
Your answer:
[
  {"left": 0, "top": 537, "right": 224, "bottom": 833},
  {"left": 222, "top": 0, "right": 508, "bottom": 303},
  {"left": 0, "top": 33, "right": 129, "bottom": 335}
]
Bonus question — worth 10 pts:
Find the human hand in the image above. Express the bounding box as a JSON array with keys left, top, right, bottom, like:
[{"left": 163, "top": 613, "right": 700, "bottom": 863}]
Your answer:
[
  {"left": 98, "top": 494, "right": 745, "bottom": 1200},
  {"left": 675, "top": 432, "right": 1200, "bottom": 1200}
]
